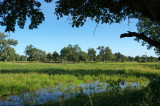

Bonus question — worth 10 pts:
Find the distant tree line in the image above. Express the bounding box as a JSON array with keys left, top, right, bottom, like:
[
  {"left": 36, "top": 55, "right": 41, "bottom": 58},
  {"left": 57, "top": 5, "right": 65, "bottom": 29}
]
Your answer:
[
  {"left": 2, "top": 44, "right": 159, "bottom": 63},
  {"left": 0, "top": 33, "right": 159, "bottom": 63}
]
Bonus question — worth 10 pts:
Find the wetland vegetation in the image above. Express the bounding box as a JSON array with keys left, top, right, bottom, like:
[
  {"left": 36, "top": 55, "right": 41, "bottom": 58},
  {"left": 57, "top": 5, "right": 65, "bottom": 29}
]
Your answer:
[
  {"left": 0, "top": 62, "right": 160, "bottom": 105},
  {"left": 1, "top": 0, "right": 160, "bottom": 105}
]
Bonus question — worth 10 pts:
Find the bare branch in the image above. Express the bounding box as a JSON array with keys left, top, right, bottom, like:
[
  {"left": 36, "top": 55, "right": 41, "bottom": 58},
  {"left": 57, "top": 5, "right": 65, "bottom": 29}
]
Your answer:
[{"left": 120, "top": 31, "right": 160, "bottom": 50}]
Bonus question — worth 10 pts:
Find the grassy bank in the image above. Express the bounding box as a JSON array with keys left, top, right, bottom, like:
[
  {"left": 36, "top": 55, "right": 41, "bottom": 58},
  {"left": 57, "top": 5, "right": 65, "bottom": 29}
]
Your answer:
[{"left": 0, "top": 62, "right": 160, "bottom": 97}]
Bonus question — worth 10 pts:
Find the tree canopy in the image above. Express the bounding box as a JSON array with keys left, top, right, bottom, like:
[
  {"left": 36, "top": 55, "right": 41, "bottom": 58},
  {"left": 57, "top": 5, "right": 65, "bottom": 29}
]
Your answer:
[
  {"left": 54, "top": 0, "right": 160, "bottom": 26},
  {"left": 136, "top": 18, "right": 160, "bottom": 55},
  {"left": 88, "top": 48, "right": 96, "bottom": 61},
  {"left": 54, "top": 0, "right": 160, "bottom": 55},
  {"left": 25, "top": 44, "right": 46, "bottom": 61},
  {"left": 0, "top": 0, "right": 160, "bottom": 55},
  {"left": 52, "top": 51, "right": 59, "bottom": 62},
  {"left": 0, "top": 32, "right": 18, "bottom": 62},
  {"left": 0, "top": 42, "right": 159, "bottom": 62},
  {"left": 60, "top": 44, "right": 81, "bottom": 63},
  {"left": 97, "top": 46, "right": 113, "bottom": 62},
  {"left": 1, "top": 0, "right": 160, "bottom": 30}
]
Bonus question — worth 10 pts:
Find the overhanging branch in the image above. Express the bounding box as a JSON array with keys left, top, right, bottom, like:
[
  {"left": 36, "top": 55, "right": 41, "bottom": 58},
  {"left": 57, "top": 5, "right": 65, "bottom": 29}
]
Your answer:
[{"left": 120, "top": 31, "right": 160, "bottom": 50}]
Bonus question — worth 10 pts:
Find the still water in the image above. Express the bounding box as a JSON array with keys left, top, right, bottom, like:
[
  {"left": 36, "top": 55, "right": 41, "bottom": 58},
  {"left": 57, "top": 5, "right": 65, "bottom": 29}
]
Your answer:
[{"left": 0, "top": 82, "right": 142, "bottom": 106}]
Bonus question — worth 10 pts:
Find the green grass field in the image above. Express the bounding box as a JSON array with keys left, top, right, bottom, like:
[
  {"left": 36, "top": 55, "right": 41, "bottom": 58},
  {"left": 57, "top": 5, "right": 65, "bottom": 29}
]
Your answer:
[
  {"left": 0, "top": 62, "right": 159, "bottom": 96},
  {"left": 0, "top": 62, "right": 160, "bottom": 105}
]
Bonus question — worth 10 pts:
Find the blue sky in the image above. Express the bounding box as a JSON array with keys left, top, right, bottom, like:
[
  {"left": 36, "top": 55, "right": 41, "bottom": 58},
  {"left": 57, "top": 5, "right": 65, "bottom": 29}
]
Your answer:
[{"left": 0, "top": 1, "right": 158, "bottom": 57}]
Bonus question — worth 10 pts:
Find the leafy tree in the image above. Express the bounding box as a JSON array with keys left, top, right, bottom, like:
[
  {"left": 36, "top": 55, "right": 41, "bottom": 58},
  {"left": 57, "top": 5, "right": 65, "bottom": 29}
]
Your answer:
[
  {"left": 60, "top": 44, "right": 81, "bottom": 63},
  {"left": 25, "top": 45, "right": 46, "bottom": 61},
  {"left": 60, "top": 47, "right": 69, "bottom": 62},
  {"left": 97, "top": 46, "right": 105, "bottom": 62},
  {"left": 1, "top": 0, "right": 160, "bottom": 55},
  {"left": 128, "top": 56, "right": 135, "bottom": 62},
  {"left": 79, "top": 51, "right": 88, "bottom": 62},
  {"left": 97, "top": 46, "right": 113, "bottom": 63},
  {"left": 1, "top": 0, "right": 160, "bottom": 32},
  {"left": 2, "top": 47, "right": 16, "bottom": 62},
  {"left": 24, "top": 44, "right": 35, "bottom": 61},
  {"left": 88, "top": 48, "right": 96, "bottom": 61},
  {"left": 52, "top": 51, "right": 59, "bottom": 62},
  {"left": 55, "top": 0, "right": 160, "bottom": 26},
  {"left": 122, "top": 56, "right": 129, "bottom": 62},
  {"left": 0, "top": 0, "right": 45, "bottom": 32},
  {"left": 0, "top": 32, "right": 18, "bottom": 62},
  {"left": 20, "top": 55, "right": 27, "bottom": 61},
  {"left": 96, "top": 54, "right": 103, "bottom": 62},
  {"left": 30, "top": 49, "right": 46, "bottom": 61},
  {"left": 147, "top": 56, "right": 158, "bottom": 62},
  {"left": 25, "top": 44, "right": 35, "bottom": 56},
  {"left": 54, "top": 0, "right": 160, "bottom": 55},
  {"left": 14, "top": 54, "right": 21, "bottom": 61},
  {"left": 135, "top": 56, "right": 141, "bottom": 62},
  {"left": 141, "top": 55, "right": 147, "bottom": 62},
  {"left": 104, "top": 47, "right": 113, "bottom": 62},
  {"left": 72, "top": 44, "right": 81, "bottom": 63},
  {"left": 134, "top": 18, "right": 160, "bottom": 55},
  {"left": 115, "top": 52, "right": 123, "bottom": 62},
  {"left": 47, "top": 53, "right": 52, "bottom": 61}
]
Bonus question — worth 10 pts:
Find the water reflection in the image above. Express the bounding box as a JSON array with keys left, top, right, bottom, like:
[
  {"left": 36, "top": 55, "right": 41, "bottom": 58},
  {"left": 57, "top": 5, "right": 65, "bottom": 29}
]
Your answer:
[{"left": 0, "top": 82, "right": 142, "bottom": 105}]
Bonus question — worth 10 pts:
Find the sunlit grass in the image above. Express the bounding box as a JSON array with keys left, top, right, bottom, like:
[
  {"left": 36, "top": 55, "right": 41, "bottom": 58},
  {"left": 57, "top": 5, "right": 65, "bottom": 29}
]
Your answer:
[{"left": 0, "top": 62, "right": 160, "bottom": 97}]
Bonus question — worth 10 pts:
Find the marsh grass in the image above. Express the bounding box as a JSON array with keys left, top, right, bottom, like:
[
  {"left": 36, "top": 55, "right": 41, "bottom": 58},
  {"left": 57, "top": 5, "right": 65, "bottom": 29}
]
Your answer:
[
  {"left": 0, "top": 62, "right": 160, "bottom": 98},
  {"left": 46, "top": 77, "right": 160, "bottom": 106}
]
